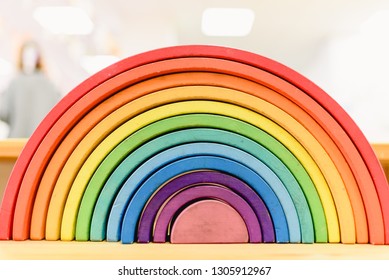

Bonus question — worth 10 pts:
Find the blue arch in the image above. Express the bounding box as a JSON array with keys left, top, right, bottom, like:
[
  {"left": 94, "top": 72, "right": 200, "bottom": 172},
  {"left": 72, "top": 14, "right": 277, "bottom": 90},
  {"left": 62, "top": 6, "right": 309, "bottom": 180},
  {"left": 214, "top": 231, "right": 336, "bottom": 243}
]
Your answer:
[
  {"left": 103, "top": 143, "right": 291, "bottom": 242},
  {"left": 87, "top": 127, "right": 315, "bottom": 242}
]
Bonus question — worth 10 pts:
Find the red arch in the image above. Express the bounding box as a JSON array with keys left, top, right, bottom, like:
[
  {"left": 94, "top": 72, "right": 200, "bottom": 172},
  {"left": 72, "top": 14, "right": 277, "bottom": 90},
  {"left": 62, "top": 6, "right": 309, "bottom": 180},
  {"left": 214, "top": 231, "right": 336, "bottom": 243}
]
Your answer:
[{"left": 0, "top": 45, "right": 387, "bottom": 243}]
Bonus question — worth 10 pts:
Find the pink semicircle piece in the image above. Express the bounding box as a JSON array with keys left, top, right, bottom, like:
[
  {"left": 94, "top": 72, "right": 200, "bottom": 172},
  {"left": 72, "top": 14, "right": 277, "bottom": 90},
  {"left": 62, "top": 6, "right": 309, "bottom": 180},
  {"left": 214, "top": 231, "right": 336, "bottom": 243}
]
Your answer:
[{"left": 170, "top": 199, "right": 249, "bottom": 244}]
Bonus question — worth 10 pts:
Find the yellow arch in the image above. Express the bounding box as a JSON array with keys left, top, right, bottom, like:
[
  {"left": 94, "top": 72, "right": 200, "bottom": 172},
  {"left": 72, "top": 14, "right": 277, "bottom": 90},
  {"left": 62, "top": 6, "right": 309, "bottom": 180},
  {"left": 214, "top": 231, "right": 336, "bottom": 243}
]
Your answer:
[{"left": 44, "top": 86, "right": 353, "bottom": 242}]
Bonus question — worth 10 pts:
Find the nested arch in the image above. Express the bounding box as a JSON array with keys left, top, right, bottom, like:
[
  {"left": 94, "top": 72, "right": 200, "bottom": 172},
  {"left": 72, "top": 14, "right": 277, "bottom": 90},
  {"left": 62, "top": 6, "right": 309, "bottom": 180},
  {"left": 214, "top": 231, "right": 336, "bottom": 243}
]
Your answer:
[
  {"left": 152, "top": 185, "right": 261, "bottom": 243},
  {"left": 118, "top": 155, "right": 288, "bottom": 244},
  {"left": 137, "top": 170, "right": 274, "bottom": 243},
  {"left": 0, "top": 45, "right": 385, "bottom": 245},
  {"left": 88, "top": 115, "right": 323, "bottom": 242},
  {"left": 53, "top": 90, "right": 344, "bottom": 242}
]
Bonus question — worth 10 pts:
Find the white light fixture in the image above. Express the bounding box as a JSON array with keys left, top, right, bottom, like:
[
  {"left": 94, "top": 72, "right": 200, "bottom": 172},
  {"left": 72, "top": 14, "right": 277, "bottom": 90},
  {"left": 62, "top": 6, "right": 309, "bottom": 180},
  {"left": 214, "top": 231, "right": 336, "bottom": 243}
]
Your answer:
[
  {"left": 33, "top": 6, "right": 94, "bottom": 35},
  {"left": 81, "top": 55, "right": 120, "bottom": 75},
  {"left": 0, "top": 58, "right": 13, "bottom": 76},
  {"left": 201, "top": 8, "right": 255, "bottom": 37}
]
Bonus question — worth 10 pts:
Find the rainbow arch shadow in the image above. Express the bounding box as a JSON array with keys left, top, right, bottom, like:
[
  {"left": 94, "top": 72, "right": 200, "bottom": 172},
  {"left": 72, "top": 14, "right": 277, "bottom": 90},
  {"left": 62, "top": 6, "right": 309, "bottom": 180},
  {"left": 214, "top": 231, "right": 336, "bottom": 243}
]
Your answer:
[{"left": 0, "top": 45, "right": 388, "bottom": 244}]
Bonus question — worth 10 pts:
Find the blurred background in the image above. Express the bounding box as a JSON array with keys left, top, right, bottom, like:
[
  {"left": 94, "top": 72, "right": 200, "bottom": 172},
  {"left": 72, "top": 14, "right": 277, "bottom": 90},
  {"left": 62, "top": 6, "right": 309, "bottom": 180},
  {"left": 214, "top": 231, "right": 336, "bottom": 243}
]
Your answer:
[{"left": 1, "top": 0, "right": 389, "bottom": 142}]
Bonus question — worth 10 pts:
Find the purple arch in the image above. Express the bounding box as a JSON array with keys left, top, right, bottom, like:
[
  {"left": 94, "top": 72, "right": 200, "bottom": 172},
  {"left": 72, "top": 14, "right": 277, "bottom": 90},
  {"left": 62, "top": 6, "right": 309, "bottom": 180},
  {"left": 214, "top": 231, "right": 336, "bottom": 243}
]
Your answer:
[
  {"left": 138, "top": 170, "right": 274, "bottom": 242},
  {"left": 153, "top": 185, "right": 262, "bottom": 243}
]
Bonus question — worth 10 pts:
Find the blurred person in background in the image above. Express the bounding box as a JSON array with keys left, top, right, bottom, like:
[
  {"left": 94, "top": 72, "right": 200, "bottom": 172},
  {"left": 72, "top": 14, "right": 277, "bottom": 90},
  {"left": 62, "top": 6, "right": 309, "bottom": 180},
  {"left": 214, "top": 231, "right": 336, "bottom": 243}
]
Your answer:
[{"left": 0, "top": 40, "right": 61, "bottom": 138}]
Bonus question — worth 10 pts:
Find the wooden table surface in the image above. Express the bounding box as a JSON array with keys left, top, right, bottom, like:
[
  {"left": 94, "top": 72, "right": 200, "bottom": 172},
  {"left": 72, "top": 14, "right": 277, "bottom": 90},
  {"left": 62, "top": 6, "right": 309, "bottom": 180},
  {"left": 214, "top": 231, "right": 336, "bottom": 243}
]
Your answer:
[{"left": 1, "top": 140, "right": 389, "bottom": 260}]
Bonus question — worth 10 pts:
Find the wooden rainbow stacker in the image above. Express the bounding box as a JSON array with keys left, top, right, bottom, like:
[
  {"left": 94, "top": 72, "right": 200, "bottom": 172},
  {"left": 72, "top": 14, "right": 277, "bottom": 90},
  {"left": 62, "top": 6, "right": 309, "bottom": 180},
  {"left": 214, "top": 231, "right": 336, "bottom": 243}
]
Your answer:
[{"left": 1, "top": 45, "right": 389, "bottom": 259}]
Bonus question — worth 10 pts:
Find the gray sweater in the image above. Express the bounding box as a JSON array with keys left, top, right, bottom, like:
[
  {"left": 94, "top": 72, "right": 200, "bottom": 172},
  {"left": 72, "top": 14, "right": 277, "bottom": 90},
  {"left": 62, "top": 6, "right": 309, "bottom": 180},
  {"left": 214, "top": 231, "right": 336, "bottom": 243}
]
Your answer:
[{"left": 0, "top": 71, "right": 61, "bottom": 138}]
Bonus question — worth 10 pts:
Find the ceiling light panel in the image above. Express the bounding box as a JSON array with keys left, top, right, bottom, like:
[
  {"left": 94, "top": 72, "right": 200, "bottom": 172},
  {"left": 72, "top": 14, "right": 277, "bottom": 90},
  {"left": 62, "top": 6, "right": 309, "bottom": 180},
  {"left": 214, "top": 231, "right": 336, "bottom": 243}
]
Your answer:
[
  {"left": 0, "top": 58, "right": 13, "bottom": 76},
  {"left": 33, "top": 6, "right": 94, "bottom": 35},
  {"left": 201, "top": 8, "right": 255, "bottom": 37}
]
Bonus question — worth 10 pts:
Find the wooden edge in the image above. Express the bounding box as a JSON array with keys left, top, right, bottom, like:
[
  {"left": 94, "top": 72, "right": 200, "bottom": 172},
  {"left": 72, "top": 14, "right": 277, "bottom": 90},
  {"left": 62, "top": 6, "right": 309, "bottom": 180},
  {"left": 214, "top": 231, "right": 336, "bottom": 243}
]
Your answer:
[
  {"left": 0, "top": 141, "right": 388, "bottom": 185},
  {"left": 372, "top": 144, "right": 389, "bottom": 165},
  {"left": 1, "top": 241, "right": 389, "bottom": 260},
  {"left": 1, "top": 141, "right": 389, "bottom": 259},
  {"left": 0, "top": 139, "right": 27, "bottom": 159},
  {"left": 3, "top": 140, "right": 389, "bottom": 168}
]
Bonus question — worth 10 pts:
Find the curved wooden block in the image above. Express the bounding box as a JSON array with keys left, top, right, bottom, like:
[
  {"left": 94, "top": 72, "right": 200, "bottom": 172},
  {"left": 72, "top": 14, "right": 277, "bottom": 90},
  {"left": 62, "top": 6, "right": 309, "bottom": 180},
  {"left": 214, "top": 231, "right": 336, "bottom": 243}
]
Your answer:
[
  {"left": 152, "top": 185, "right": 259, "bottom": 243},
  {"left": 31, "top": 66, "right": 330, "bottom": 242},
  {"left": 137, "top": 170, "right": 274, "bottom": 243},
  {"left": 79, "top": 127, "right": 313, "bottom": 243},
  {"left": 89, "top": 115, "right": 323, "bottom": 242},
  {"left": 56, "top": 66, "right": 374, "bottom": 243},
  {"left": 1, "top": 45, "right": 384, "bottom": 244},
  {"left": 117, "top": 155, "right": 289, "bottom": 243},
  {"left": 113, "top": 148, "right": 290, "bottom": 243},
  {"left": 59, "top": 97, "right": 342, "bottom": 242},
  {"left": 53, "top": 89, "right": 344, "bottom": 242},
  {"left": 170, "top": 199, "right": 249, "bottom": 244},
  {"left": 68, "top": 69, "right": 362, "bottom": 243}
]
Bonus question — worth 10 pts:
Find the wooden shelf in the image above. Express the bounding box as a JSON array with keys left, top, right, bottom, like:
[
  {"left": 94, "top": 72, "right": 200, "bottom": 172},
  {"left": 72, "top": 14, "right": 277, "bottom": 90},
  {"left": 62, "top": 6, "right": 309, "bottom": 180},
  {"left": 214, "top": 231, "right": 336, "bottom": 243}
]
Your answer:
[
  {"left": 1, "top": 141, "right": 389, "bottom": 260},
  {"left": 0, "top": 139, "right": 27, "bottom": 158},
  {"left": 1, "top": 241, "right": 389, "bottom": 260}
]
